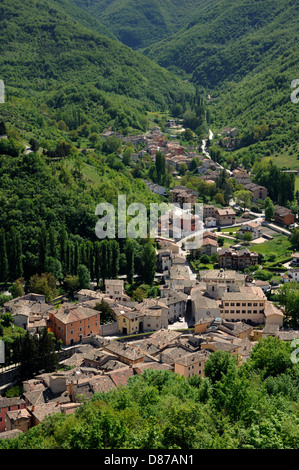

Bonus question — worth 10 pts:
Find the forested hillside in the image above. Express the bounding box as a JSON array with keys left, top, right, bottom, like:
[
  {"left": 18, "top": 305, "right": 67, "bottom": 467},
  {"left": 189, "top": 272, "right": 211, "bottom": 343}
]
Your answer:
[
  {"left": 144, "top": 0, "right": 298, "bottom": 86},
  {"left": 0, "top": 0, "right": 194, "bottom": 142},
  {"left": 144, "top": 0, "right": 299, "bottom": 161},
  {"left": 0, "top": 145, "right": 162, "bottom": 287},
  {"left": 69, "top": 0, "right": 214, "bottom": 49}
]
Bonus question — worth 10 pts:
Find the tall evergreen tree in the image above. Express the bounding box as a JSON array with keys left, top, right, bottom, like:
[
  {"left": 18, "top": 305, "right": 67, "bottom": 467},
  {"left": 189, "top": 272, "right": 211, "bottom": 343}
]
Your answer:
[
  {"left": 59, "top": 227, "right": 68, "bottom": 275},
  {"left": 37, "top": 328, "right": 58, "bottom": 373},
  {"left": 73, "top": 241, "right": 79, "bottom": 275},
  {"left": 19, "top": 332, "right": 39, "bottom": 380},
  {"left": 0, "top": 228, "right": 9, "bottom": 282},
  {"left": 125, "top": 240, "right": 135, "bottom": 285},
  {"left": 38, "top": 225, "right": 48, "bottom": 273},
  {"left": 48, "top": 226, "right": 57, "bottom": 259},
  {"left": 94, "top": 241, "right": 101, "bottom": 285},
  {"left": 8, "top": 227, "right": 23, "bottom": 281},
  {"left": 100, "top": 239, "right": 112, "bottom": 283},
  {"left": 140, "top": 242, "right": 156, "bottom": 286},
  {"left": 110, "top": 240, "right": 120, "bottom": 279}
]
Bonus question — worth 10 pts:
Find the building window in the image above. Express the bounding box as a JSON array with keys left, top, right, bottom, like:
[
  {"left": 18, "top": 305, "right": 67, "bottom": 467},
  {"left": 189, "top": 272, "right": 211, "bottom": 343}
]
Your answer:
[{"left": 70, "top": 329, "right": 74, "bottom": 335}]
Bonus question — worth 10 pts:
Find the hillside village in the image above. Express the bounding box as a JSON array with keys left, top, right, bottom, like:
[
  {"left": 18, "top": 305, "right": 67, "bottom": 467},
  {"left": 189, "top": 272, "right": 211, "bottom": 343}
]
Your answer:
[
  {"left": 0, "top": 120, "right": 299, "bottom": 439},
  {"left": 1, "top": 171, "right": 299, "bottom": 438}
]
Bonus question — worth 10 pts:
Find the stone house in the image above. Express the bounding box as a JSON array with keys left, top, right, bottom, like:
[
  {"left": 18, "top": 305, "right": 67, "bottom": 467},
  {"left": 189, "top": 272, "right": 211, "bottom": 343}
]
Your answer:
[
  {"left": 244, "top": 183, "right": 268, "bottom": 201},
  {"left": 0, "top": 397, "right": 26, "bottom": 433},
  {"left": 238, "top": 222, "right": 262, "bottom": 240},
  {"left": 174, "top": 351, "right": 210, "bottom": 379},
  {"left": 218, "top": 248, "right": 259, "bottom": 270},
  {"left": 48, "top": 305, "right": 101, "bottom": 346},
  {"left": 274, "top": 206, "right": 295, "bottom": 226}
]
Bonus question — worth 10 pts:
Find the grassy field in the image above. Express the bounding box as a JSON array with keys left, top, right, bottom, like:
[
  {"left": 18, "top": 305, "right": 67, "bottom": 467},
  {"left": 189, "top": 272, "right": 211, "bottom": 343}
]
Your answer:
[
  {"left": 220, "top": 226, "right": 241, "bottom": 234},
  {"left": 262, "top": 142, "right": 299, "bottom": 170},
  {"left": 65, "top": 160, "right": 103, "bottom": 186},
  {"left": 249, "top": 235, "right": 292, "bottom": 261}
]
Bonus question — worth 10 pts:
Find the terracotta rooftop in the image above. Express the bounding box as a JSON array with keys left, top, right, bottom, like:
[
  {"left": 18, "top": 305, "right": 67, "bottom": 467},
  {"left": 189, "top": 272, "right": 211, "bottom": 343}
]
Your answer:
[
  {"left": 174, "top": 350, "right": 210, "bottom": 367},
  {"left": 50, "top": 305, "right": 99, "bottom": 324},
  {"left": 0, "top": 397, "right": 26, "bottom": 408},
  {"left": 104, "top": 341, "right": 145, "bottom": 361},
  {"left": 89, "top": 375, "right": 116, "bottom": 394},
  {"left": 107, "top": 366, "right": 135, "bottom": 387}
]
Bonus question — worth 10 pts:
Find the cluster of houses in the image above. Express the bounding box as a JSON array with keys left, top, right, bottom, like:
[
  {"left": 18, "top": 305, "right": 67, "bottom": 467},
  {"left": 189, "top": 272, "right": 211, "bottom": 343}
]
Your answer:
[
  {"left": 0, "top": 123, "right": 298, "bottom": 438},
  {"left": 104, "top": 125, "right": 296, "bottom": 230},
  {"left": 0, "top": 226, "right": 297, "bottom": 438},
  {"left": 0, "top": 287, "right": 295, "bottom": 439}
]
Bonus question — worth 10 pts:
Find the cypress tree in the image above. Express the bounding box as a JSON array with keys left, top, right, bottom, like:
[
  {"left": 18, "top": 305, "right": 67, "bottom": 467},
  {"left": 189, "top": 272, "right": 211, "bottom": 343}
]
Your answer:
[
  {"left": 110, "top": 240, "right": 120, "bottom": 279},
  {"left": 8, "top": 227, "right": 23, "bottom": 281},
  {"left": 94, "top": 241, "right": 101, "bottom": 285},
  {"left": 73, "top": 241, "right": 79, "bottom": 275},
  {"left": 0, "top": 228, "right": 9, "bottom": 283},
  {"left": 38, "top": 225, "right": 48, "bottom": 273},
  {"left": 48, "top": 226, "right": 57, "bottom": 259},
  {"left": 59, "top": 227, "right": 68, "bottom": 275},
  {"left": 125, "top": 240, "right": 135, "bottom": 285}
]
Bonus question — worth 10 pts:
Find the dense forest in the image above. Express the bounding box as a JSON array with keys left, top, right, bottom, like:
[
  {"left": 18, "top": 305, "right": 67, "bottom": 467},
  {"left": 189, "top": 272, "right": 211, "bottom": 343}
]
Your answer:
[
  {"left": 0, "top": 0, "right": 194, "bottom": 143},
  {"left": 70, "top": 0, "right": 216, "bottom": 49},
  {"left": 0, "top": 337, "right": 298, "bottom": 449},
  {"left": 144, "top": 0, "right": 299, "bottom": 157},
  {"left": 0, "top": 141, "right": 162, "bottom": 292}
]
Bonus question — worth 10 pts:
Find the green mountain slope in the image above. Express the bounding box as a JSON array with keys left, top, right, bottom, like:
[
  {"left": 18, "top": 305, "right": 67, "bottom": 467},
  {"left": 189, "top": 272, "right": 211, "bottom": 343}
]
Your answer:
[
  {"left": 0, "top": 0, "right": 194, "bottom": 142},
  {"left": 70, "top": 0, "right": 213, "bottom": 49},
  {"left": 144, "top": 0, "right": 299, "bottom": 164},
  {"left": 144, "top": 0, "right": 298, "bottom": 86},
  {"left": 49, "top": 0, "right": 117, "bottom": 39}
]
